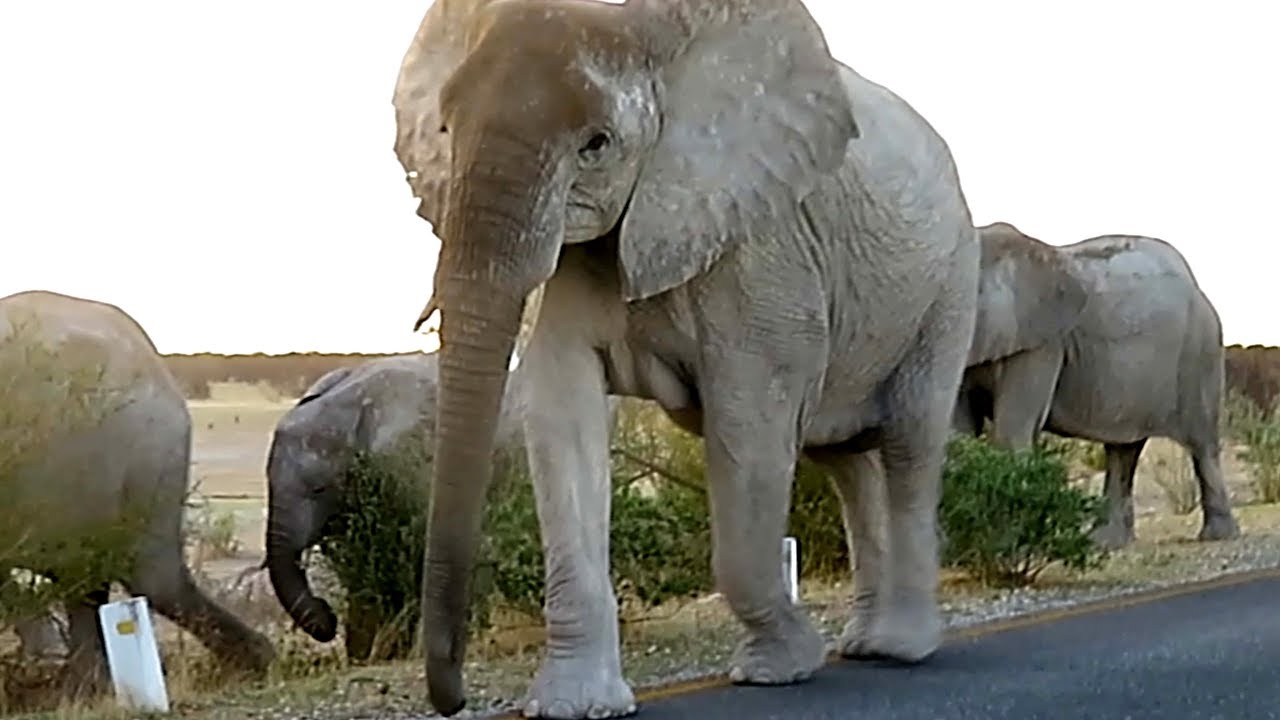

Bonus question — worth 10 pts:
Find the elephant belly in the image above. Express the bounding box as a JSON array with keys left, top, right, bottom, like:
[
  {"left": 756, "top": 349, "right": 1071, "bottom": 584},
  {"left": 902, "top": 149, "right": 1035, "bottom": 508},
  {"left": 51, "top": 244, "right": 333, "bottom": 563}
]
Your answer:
[{"left": 1046, "top": 346, "right": 1184, "bottom": 444}]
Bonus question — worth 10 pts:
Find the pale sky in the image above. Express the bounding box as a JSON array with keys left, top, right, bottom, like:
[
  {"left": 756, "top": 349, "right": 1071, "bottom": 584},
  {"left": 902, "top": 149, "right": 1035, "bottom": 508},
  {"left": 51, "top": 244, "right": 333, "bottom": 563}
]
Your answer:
[{"left": 1, "top": 1, "right": 1275, "bottom": 354}]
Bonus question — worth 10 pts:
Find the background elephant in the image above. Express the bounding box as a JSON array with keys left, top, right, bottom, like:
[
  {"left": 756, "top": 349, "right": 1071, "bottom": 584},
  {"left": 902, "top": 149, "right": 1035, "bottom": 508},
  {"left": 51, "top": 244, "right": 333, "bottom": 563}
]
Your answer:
[
  {"left": 392, "top": 0, "right": 980, "bottom": 716},
  {"left": 263, "top": 351, "right": 530, "bottom": 654},
  {"left": 955, "top": 222, "right": 1239, "bottom": 548},
  {"left": 0, "top": 290, "right": 274, "bottom": 696}
]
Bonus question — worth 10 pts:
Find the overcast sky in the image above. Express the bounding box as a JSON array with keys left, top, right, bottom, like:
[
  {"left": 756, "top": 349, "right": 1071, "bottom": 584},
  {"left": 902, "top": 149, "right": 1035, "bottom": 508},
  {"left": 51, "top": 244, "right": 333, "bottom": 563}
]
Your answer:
[{"left": 1, "top": 0, "right": 1275, "bottom": 354}]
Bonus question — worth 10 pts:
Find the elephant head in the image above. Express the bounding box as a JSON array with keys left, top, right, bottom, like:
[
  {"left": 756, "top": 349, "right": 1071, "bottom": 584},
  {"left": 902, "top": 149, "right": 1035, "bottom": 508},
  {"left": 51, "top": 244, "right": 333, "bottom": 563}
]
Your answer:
[
  {"left": 392, "top": 0, "right": 858, "bottom": 712},
  {"left": 264, "top": 354, "right": 529, "bottom": 645},
  {"left": 968, "top": 221, "right": 1090, "bottom": 367},
  {"left": 953, "top": 222, "right": 1090, "bottom": 437},
  {"left": 265, "top": 358, "right": 451, "bottom": 642},
  {"left": 264, "top": 366, "right": 363, "bottom": 642}
]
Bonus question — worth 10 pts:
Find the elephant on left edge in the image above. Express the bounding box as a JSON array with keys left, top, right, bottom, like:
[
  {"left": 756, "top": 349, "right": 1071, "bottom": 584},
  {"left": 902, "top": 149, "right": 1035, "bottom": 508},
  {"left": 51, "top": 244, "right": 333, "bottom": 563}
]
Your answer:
[{"left": 0, "top": 290, "right": 275, "bottom": 697}]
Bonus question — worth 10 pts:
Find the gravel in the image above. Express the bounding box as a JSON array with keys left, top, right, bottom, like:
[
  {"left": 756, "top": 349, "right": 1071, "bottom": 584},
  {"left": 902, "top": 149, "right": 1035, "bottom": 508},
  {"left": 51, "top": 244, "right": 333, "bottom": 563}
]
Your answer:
[
  {"left": 26, "top": 526, "right": 1277, "bottom": 720},
  {"left": 423, "top": 532, "right": 1280, "bottom": 720}
]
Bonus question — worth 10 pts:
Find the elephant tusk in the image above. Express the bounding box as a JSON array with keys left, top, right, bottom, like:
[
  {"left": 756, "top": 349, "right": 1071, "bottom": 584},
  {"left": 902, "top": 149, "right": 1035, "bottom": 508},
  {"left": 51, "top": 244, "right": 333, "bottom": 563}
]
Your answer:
[{"left": 413, "top": 294, "right": 440, "bottom": 333}]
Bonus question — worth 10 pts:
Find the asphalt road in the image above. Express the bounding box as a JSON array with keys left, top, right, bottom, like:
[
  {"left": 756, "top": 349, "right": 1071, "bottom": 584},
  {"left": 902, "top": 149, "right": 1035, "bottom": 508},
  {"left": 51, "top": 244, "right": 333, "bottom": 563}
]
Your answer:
[{"left": 510, "top": 572, "right": 1280, "bottom": 720}]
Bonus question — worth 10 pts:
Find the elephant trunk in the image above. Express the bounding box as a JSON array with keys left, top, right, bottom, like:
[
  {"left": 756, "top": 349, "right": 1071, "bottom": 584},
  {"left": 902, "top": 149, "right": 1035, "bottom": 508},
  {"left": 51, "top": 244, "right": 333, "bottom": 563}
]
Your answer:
[
  {"left": 423, "top": 289, "right": 525, "bottom": 715},
  {"left": 265, "top": 517, "right": 338, "bottom": 643},
  {"left": 264, "top": 439, "right": 337, "bottom": 642},
  {"left": 422, "top": 137, "right": 563, "bottom": 716}
]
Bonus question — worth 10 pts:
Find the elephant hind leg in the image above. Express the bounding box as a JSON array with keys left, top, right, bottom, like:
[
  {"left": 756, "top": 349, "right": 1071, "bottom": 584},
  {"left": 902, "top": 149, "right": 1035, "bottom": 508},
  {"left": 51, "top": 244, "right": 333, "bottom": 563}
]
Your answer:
[
  {"left": 1189, "top": 440, "right": 1240, "bottom": 541},
  {"left": 868, "top": 421, "right": 948, "bottom": 664},
  {"left": 808, "top": 448, "right": 891, "bottom": 661},
  {"left": 127, "top": 560, "right": 275, "bottom": 678},
  {"left": 1090, "top": 440, "right": 1147, "bottom": 550},
  {"left": 125, "top": 455, "right": 275, "bottom": 677},
  {"left": 61, "top": 583, "right": 110, "bottom": 701}
]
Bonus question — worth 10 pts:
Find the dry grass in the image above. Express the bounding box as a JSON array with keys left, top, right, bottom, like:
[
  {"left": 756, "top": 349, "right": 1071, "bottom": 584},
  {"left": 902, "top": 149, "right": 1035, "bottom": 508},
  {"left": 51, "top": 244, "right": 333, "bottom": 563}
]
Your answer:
[{"left": 5, "top": 387, "right": 1280, "bottom": 718}]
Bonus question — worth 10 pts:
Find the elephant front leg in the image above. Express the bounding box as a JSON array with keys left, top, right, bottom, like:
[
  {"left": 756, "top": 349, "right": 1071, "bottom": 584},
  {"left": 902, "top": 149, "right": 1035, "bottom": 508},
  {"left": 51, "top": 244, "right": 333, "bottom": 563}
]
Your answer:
[
  {"left": 812, "top": 450, "right": 891, "bottom": 660},
  {"left": 702, "top": 370, "right": 826, "bottom": 686},
  {"left": 519, "top": 333, "right": 634, "bottom": 719},
  {"left": 988, "top": 346, "right": 1064, "bottom": 450}
]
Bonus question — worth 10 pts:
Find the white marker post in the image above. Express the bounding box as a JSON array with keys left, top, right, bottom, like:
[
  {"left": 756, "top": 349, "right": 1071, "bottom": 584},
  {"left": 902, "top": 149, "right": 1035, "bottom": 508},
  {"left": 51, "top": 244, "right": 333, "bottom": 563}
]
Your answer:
[
  {"left": 98, "top": 596, "right": 171, "bottom": 714},
  {"left": 782, "top": 536, "right": 799, "bottom": 604}
]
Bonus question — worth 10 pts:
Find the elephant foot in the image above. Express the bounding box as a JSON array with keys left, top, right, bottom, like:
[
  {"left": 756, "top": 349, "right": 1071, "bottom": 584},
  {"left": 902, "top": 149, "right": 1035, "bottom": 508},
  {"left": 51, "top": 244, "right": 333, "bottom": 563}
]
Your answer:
[
  {"left": 522, "top": 655, "right": 636, "bottom": 719},
  {"left": 204, "top": 627, "right": 276, "bottom": 680},
  {"left": 1198, "top": 513, "right": 1241, "bottom": 542},
  {"left": 727, "top": 613, "right": 826, "bottom": 685},
  {"left": 838, "top": 600, "right": 941, "bottom": 664},
  {"left": 1090, "top": 523, "right": 1134, "bottom": 551}
]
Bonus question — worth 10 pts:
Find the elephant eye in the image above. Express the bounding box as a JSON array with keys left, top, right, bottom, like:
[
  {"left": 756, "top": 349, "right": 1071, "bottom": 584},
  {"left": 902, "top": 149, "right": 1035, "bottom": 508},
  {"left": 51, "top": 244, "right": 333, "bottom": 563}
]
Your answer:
[{"left": 578, "top": 131, "right": 612, "bottom": 161}]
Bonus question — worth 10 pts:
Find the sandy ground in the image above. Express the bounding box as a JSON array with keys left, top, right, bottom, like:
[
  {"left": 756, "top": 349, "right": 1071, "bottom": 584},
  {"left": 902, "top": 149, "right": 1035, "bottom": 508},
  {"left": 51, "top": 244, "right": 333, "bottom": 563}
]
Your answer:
[{"left": 185, "top": 383, "right": 295, "bottom": 579}]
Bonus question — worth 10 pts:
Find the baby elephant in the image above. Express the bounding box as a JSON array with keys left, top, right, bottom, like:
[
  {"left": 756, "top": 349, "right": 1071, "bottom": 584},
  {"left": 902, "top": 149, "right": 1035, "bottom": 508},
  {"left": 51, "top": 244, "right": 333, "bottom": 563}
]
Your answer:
[
  {"left": 0, "top": 290, "right": 275, "bottom": 697},
  {"left": 262, "top": 353, "right": 531, "bottom": 648}
]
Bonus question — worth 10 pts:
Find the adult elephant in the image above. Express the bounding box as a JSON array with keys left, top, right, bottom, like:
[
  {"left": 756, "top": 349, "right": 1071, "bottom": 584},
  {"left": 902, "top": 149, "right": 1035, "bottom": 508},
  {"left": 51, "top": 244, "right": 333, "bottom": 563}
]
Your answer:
[
  {"left": 0, "top": 290, "right": 274, "bottom": 696},
  {"left": 263, "top": 352, "right": 530, "bottom": 657},
  {"left": 955, "top": 222, "right": 1239, "bottom": 548},
  {"left": 392, "top": 0, "right": 981, "bottom": 716}
]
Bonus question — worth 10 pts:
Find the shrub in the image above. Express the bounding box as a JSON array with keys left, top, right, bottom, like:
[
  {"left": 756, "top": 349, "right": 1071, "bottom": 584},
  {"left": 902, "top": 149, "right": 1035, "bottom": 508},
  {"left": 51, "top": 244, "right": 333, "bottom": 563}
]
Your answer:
[
  {"left": 1238, "top": 420, "right": 1280, "bottom": 505},
  {"left": 483, "top": 402, "right": 717, "bottom": 614},
  {"left": 607, "top": 398, "right": 851, "bottom": 584},
  {"left": 938, "top": 435, "right": 1109, "bottom": 587},
  {"left": 317, "top": 446, "right": 431, "bottom": 662},
  {"left": 1219, "top": 390, "right": 1280, "bottom": 504},
  {"left": 1222, "top": 388, "right": 1267, "bottom": 444},
  {"left": 1039, "top": 435, "right": 1106, "bottom": 477},
  {"left": 609, "top": 481, "right": 710, "bottom": 608},
  {"left": 785, "top": 459, "right": 847, "bottom": 581},
  {"left": 187, "top": 499, "right": 243, "bottom": 565},
  {"left": 315, "top": 400, "right": 718, "bottom": 661}
]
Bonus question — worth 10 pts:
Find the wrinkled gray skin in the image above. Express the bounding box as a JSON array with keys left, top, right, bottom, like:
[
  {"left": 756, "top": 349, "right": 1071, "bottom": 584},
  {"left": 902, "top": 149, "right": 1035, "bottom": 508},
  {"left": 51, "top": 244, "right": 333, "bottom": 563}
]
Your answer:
[
  {"left": 0, "top": 290, "right": 274, "bottom": 696},
  {"left": 264, "top": 352, "right": 532, "bottom": 643},
  {"left": 952, "top": 222, "right": 1239, "bottom": 549},
  {"left": 392, "top": 1, "right": 981, "bottom": 717}
]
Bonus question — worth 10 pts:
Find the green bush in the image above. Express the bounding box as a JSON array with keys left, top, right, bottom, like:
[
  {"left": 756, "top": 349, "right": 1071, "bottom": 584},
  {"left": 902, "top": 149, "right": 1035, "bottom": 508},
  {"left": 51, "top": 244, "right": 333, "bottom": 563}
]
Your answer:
[
  {"left": 479, "top": 402, "right": 716, "bottom": 613},
  {"left": 938, "top": 435, "right": 1109, "bottom": 587},
  {"left": 785, "top": 459, "right": 847, "bottom": 581},
  {"left": 1219, "top": 390, "right": 1280, "bottom": 504},
  {"left": 1222, "top": 388, "right": 1266, "bottom": 443},
  {"left": 317, "top": 447, "right": 429, "bottom": 662},
  {"left": 315, "top": 400, "right": 718, "bottom": 660}
]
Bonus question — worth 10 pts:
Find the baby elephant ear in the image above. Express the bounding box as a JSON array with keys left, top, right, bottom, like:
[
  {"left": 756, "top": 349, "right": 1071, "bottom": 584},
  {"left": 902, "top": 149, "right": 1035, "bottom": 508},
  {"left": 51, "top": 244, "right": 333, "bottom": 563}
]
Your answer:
[
  {"left": 392, "top": 0, "right": 502, "bottom": 234},
  {"left": 617, "top": 0, "right": 860, "bottom": 302}
]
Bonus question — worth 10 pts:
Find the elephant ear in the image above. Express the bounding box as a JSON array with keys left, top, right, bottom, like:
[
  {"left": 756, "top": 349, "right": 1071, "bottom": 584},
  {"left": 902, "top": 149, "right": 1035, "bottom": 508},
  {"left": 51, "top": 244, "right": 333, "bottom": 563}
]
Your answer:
[
  {"left": 968, "top": 222, "right": 1090, "bottom": 366},
  {"left": 392, "top": 0, "right": 504, "bottom": 233},
  {"left": 618, "top": 0, "right": 860, "bottom": 301},
  {"left": 297, "top": 367, "right": 354, "bottom": 407}
]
